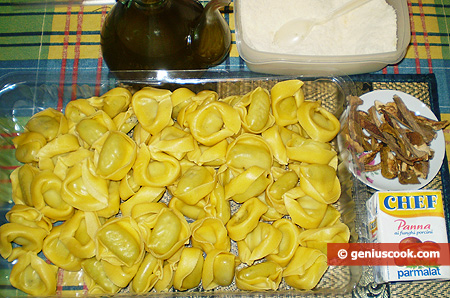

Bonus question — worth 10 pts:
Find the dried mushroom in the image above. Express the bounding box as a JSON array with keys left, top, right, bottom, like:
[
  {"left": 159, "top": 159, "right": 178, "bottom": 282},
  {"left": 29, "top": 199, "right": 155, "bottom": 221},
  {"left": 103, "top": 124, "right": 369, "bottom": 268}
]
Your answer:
[{"left": 343, "top": 94, "right": 449, "bottom": 185}]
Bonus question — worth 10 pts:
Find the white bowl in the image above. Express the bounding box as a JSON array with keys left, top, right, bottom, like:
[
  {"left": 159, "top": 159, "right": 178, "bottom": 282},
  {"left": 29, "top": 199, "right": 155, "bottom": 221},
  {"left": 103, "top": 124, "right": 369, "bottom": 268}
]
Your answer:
[{"left": 234, "top": 0, "right": 411, "bottom": 76}]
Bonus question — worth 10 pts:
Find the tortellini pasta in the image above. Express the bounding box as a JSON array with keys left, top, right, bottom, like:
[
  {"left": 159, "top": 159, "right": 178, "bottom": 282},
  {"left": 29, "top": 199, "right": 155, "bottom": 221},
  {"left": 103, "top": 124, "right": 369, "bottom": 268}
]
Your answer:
[
  {"left": 297, "top": 100, "right": 340, "bottom": 143},
  {"left": 283, "top": 246, "right": 328, "bottom": 290},
  {"left": 202, "top": 249, "right": 236, "bottom": 290},
  {"left": 235, "top": 261, "right": 283, "bottom": 291},
  {"left": 191, "top": 217, "right": 230, "bottom": 253},
  {"left": 9, "top": 251, "right": 58, "bottom": 296},
  {"left": 173, "top": 247, "right": 204, "bottom": 291},
  {"left": 2, "top": 82, "right": 350, "bottom": 294},
  {"left": 132, "top": 87, "right": 173, "bottom": 135},
  {"left": 96, "top": 216, "right": 145, "bottom": 267},
  {"left": 186, "top": 101, "right": 241, "bottom": 146},
  {"left": 235, "top": 87, "right": 275, "bottom": 133},
  {"left": 12, "top": 131, "right": 47, "bottom": 163}
]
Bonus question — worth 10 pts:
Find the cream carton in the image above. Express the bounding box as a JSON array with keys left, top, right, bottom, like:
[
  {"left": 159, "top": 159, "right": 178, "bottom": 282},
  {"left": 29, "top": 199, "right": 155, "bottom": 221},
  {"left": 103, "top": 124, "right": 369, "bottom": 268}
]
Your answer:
[{"left": 367, "top": 190, "right": 450, "bottom": 283}]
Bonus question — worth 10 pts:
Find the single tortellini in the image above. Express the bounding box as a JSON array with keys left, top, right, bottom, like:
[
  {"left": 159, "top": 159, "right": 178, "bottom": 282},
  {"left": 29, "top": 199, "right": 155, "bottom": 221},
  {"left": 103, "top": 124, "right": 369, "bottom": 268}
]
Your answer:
[
  {"left": 169, "top": 165, "right": 216, "bottom": 205},
  {"left": 97, "top": 180, "right": 121, "bottom": 219},
  {"left": 131, "top": 252, "right": 163, "bottom": 293},
  {"left": 31, "top": 170, "right": 74, "bottom": 221},
  {"left": 271, "top": 79, "right": 304, "bottom": 127},
  {"left": 258, "top": 193, "right": 284, "bottom": 222},
  {"left": 237, "top": 221, "right": 282, "bottom": 265},
  {"left": 169, "top": 196, "right": 207, "bottom": 220},
  {"left": 261, "top": 125, "right": 288, "bottom": 165},
  {"left": 64, "top": 98, "right": 97, "bottom": 126},
  {"left": 283, "top": 186, "right": 328, "bottom": 229},
  {"left": 177, "top": 90, "right": 219, "bottom": 128},
  {"left": 204, "top": 183, "right": 231, "bottom": 224},
  {"left": 133, "top": 144, "right": 181, "bottom": 187},
  {"left": 186, "top": 139, "right": 228, "bottom": 167},
  {"left": 235, "top": 261, "right": 283, "bottom": 291},
  {"left": 25, "top": 108, "right": 68, "bottom": 141},
  {"left": 149, "top": 124, "right": 195, "bottom": 160},
  {"left": 298, "top": 222, "right": 350, "bottom": 254},
  {"left": 171, "top": 87, "right": 196, "bottom": 119},
  {"left": 296, "top": 164, "right": 341, "bottom": 204},
  {"left": 36, "top": 133, "right": 80, "bottom": 159},
  {"left": 282, "top": 246, "right": 328, "bottom": 290},
  {"left": 42, "top": 224, "right": 82, "bottom": 271},
  {"left": 145, "top": 208, "right": 191, "bottom": 260},
  {"left": 191, "top": 217, "right": 230, "bottom": 253},
  {"left": 132, "top": 87, "right": 173, "bottom": 135},
  {"left": 12, "top": 131, "right": 47, "bottom": 163},
  {"left": 101, "top": 259, "right": 140, "bottom": 288},
  {"left": 119, "top": 170, "right": 140, "bottom": 201},
  {"left": 61, "top": 158, "right": 109, "bottom": 211},
  {"left": 226, "top": 134, "right": 273, "bottom": 173},
  {"left": 173, "top": 247, "right": 204, "bottom": 291},
  {"left": 9, "top": 251, "right": 58, "bottom": 296},
  {"left": 59, "top": 210, "right": 99, "bottom": 259},
  {"left": 113, "top": 107, "right": 138, "bottom": 134},
  {"left": 75, "top": 111, "right": 117, "bottom": 147},
  {"left": 92, "top": 131, "right": 137, "bottom": 181},
  {"left": 11, "top": 164, "right": 40, "bottom": 206},
  {"left": 266, "top": 219, "right": 301, "bottom": 267},
  {"left": 202, "top": 249, "right": 236, "bottom": 290},
  {"left": 130, "top": 202, "right": 166, "bottom": 244},
  {"left": 235, "top": 87, "right": 275, "bottom": 133},
  {"left": 318, "top": 205, "right": 342, "bottom": 228},
  {"left": 0, "top": 222, "right": 48, "bottom": 260},
  {"left": 297, "top": 100, "right": 340, "bottom": 143},
  {"left": 186, "top": 101, "right": 241, "bottom": 146},
  {"left": 96, "top": 216, "right": 145, "bottom": 267},
  {"left": 81, "top": 257, "right": 121, "bottom": 294},
  {"left": 99, "top": 87, "right": 132, "bottom": 119},
  {"left": 5, "top": 204, "right": 52, "bottom": 233},
  {"left": 120, "top": 187, "right": 166, "bottom": 217},
  {"left": 154, "top": 261, "right": 176, "bottom": 292},
  {"left": 52, "top": 147, "right": 93, "bottom": 180},
  {"left": 133, "top": 123, "right": 152, "bottom": 145},
  {"left": 266, "top": 168, "right": 298, "bottom": 215},
  {"left": 226, "top": 197, "right": 268, "bottom": 241},
  {"left": 220, "top": 166, "right": 271, "bottom": 203},
  {"left": 285, "top": 134, "right": 337, "bottom": 165}
]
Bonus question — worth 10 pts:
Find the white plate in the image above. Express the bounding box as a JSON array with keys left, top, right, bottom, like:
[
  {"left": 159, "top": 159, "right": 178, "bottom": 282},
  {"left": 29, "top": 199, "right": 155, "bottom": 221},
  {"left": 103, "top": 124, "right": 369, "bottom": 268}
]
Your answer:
[{"left": 345, "top": 90, "right": 445, "bottom": 191}]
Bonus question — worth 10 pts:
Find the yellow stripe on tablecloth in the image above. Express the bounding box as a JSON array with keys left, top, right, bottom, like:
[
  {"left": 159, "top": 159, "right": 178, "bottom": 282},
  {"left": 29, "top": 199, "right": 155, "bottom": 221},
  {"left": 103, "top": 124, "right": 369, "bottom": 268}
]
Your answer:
[
  {"left": 406, "top": 3, "right": 444, "bottom": 60},
  {"left": 48, "top": 5, "right": 107, "bottom": 60}
]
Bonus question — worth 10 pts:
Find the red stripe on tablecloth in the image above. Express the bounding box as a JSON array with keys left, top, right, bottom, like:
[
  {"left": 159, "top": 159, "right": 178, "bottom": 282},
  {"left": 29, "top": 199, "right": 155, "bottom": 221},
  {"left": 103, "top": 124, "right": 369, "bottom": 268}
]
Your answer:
[
  {"left": 0, "top": 179, "right": 12, "bottom": 184},
  {"left": 407, "top": 0, "right": 421, "bottom": 74},
  {"left": 56, "top": 268, "right": 64, "bottom": 295},
  {"left": 71, "top": 6, "right": 85, "bottom": 101},
  {"left": 1, "top": 145, "right": 15, "bottom": 150},
  {"left": 58, "top": 5, "right": 73, "bottom": 111},
  {"left": 95, "top": 5, "right": 108, "bottom": 97},
  {"left": 0, "top": 165, "right": 18, "bottom": 171},
  {"left": 393, "top": 64, "right": 399, "bottom": 74},
  {"left": 0, "top": 133, "right": 18, "bottom": 138},
  {"left": 417, "top": 0, "right": 433, "bottom": 73}
]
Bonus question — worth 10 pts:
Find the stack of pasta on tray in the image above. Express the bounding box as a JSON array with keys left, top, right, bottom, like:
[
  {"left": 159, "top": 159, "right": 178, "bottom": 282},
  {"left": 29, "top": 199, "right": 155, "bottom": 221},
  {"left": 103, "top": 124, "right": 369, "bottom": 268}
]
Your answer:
[{"left": 0, "top": 79, "right": 350, "bottom": 295}]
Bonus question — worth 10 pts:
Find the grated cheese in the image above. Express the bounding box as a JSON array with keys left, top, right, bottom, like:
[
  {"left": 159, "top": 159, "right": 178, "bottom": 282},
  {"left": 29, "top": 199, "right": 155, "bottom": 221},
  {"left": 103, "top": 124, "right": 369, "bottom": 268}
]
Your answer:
[{"left": 240, "top": 0, "right": 398, "bottom": 56}]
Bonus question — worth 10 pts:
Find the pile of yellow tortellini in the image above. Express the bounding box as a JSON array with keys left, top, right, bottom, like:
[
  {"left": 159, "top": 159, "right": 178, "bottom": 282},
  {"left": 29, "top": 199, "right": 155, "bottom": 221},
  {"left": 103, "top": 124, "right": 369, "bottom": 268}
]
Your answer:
[{"left": 0, "top": 79, "right": 350, "bottom": 296}]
